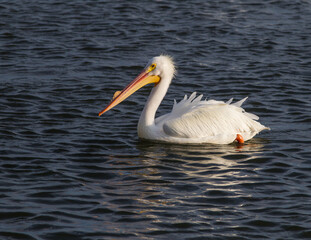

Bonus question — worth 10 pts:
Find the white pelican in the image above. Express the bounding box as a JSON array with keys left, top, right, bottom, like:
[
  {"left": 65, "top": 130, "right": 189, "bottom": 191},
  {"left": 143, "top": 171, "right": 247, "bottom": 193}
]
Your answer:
[{"left": 99, "top": 55, "right": 269, "bottom": 144}]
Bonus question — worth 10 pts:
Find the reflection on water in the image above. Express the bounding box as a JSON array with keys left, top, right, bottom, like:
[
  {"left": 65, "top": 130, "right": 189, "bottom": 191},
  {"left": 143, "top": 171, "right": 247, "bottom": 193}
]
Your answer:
[
  {"left": 136, "top": 138, "right": 267, "bottom": 168},
  {"left": 94, "top": 138, "right": 287, "bottom": 238},
  {"left": 109, "top": 139, "right": 268, "bottom": 211}
]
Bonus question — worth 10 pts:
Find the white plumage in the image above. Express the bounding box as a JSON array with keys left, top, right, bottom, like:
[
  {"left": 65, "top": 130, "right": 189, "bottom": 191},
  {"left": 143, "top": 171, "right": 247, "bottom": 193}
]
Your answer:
[
  {"left": 154, "top": 93, "right": 268, "bottom": 144},
  {"left": 99, "top": 55, "right": 269, "bottom": 144}
]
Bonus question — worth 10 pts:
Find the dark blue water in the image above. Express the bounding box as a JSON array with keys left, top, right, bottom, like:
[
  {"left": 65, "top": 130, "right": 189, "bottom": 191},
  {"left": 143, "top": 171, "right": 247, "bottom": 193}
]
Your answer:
[{"left": 1, "top": 1, "right": 311, "bottom": 239}]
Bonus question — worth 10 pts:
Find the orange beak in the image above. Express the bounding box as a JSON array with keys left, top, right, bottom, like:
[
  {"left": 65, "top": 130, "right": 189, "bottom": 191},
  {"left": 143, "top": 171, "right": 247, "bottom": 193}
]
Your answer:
[{"left": 99, "top": 70, "right": 160, "bottom": 116}]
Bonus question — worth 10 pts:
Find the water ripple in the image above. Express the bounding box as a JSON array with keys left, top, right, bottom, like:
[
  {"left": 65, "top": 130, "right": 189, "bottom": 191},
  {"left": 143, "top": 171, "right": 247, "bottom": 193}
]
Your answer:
[{"left": 1, "top": 0, "right": 311, "bottom": 239}]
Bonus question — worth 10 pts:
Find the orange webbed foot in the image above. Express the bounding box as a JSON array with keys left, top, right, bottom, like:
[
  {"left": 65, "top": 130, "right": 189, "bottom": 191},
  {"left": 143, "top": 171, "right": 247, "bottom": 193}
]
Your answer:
[{"left": 235, "top": 134, "right": 244, "bottom": 144}]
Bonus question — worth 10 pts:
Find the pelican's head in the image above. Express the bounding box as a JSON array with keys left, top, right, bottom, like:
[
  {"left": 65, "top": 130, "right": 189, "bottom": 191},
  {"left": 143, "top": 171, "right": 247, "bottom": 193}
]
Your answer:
[
  {"left": 146, "top": 55, "right": 176, "bottom": 80},
  {"left": 99, "top": 55, "right": 175, "bottom": 116}
]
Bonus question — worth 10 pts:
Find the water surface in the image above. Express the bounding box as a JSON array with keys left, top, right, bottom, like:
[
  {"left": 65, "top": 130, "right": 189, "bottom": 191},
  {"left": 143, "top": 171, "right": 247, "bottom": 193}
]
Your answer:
[{"left": 1, "top": 0, "right": 311, "bottom": 239}]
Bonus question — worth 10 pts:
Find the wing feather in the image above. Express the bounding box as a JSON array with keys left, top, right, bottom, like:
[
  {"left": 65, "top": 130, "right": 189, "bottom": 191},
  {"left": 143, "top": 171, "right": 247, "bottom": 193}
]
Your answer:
[{"left": 161, "top": 93, "right": 268, "bottom": 139}]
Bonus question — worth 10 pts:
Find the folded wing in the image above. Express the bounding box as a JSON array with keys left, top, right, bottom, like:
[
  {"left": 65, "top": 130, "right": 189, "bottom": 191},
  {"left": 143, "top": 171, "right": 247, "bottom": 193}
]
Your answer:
[{"left": 159, "top": 92, "right": 268, "bottom": 139}]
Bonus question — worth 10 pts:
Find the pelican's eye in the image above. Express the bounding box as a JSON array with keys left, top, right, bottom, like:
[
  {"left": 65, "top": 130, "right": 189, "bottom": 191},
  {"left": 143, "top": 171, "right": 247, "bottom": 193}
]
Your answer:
[{"left": 148, "top": 63, "right": 156, "bottom": 72}]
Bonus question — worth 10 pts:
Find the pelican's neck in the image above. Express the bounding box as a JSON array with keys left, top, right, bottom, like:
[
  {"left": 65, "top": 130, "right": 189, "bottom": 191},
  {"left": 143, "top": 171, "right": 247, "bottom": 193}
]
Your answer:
[{"left": 138, "top": 75, "right": 171, "bottom": 135}]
